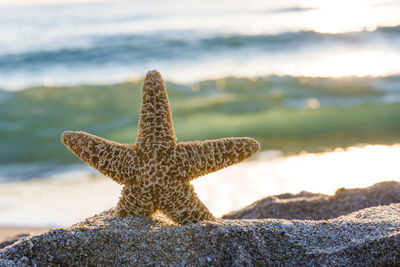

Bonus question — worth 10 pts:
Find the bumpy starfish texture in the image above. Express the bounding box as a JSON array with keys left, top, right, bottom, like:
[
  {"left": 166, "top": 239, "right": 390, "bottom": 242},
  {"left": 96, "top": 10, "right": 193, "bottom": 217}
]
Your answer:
[{"left": 61, "top": 70, "right": 260, "bottom": 225}]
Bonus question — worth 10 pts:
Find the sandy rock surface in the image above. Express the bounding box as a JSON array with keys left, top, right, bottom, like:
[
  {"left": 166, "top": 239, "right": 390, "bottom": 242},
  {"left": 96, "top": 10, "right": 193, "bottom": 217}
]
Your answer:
[
  {"left": 223, "top": 181, "right": 400, "bottom": 220},
  {"left": 1, "top": 181, "right": 400, "bottom": 266}
]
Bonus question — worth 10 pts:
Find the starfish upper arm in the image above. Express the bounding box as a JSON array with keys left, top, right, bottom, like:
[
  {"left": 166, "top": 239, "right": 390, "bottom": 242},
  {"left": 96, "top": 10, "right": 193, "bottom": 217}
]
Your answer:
[
  {"left": 135, "top": 70, "right": 177, "bottom": 146},
  {"left": 176, "top": 137, "right": 260, "bottom": 181},
  {"left": 61, "top": 131, "right": 142, "bottom": 185}
]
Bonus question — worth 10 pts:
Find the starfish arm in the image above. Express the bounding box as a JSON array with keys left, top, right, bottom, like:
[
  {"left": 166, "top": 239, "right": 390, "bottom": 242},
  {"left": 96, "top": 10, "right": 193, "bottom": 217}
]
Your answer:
[
  {"left": 158, "top": 183, "right": 215, "bottom": 224},
  {"left": 176, "top": 137, "right": 260, "bottom": 181},
  {"left": 135, "top": 70, "right": 177, "bottom": 146},
  {"left": 61, "top": 131, "right": 142, "bottom": 185},
  {"left": 116, "top": 184, "right": 156, "bottom": 217}
]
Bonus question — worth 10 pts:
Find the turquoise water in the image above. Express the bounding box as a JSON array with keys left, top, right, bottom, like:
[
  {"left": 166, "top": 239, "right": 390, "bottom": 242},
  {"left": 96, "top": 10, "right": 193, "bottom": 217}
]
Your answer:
[{"left": 1, "top": 75, "right": 400, "bottom": 180}]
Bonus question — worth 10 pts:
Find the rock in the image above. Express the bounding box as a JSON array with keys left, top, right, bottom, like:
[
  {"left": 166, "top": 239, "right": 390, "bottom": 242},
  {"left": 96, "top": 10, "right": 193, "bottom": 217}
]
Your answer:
[
  {"left": 223, "top": 181, "right": 400, "bottom": 220},
  {"left": 1, "top": 202, "right": 400, "bottom": 266}
]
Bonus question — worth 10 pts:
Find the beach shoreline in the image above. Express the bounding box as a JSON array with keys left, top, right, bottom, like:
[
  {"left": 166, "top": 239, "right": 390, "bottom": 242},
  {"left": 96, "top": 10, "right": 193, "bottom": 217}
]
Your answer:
[{"left": 0, "top": 227, "right": 48, "bottom": 245}]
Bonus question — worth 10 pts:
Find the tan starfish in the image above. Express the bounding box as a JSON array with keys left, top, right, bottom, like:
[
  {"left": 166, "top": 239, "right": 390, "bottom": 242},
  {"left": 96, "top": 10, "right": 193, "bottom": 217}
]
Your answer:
[{"left": 61, "top": 70, "right": 260, "bottom": 225}]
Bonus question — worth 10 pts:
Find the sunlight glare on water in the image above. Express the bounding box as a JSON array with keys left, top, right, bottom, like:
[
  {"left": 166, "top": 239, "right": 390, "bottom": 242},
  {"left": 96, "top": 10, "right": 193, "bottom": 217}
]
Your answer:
[
  {"left": 193, "top": 143, "right": 400, "bottom": 217},
  {"left": 1, "top": 144, "right": 399, "bottom": 226},
  {"left": 293, "top": 51, "right": 400, "bottom": 77},
  {"left": 298, "top": 0, "right": 399, "bottom": 33}
]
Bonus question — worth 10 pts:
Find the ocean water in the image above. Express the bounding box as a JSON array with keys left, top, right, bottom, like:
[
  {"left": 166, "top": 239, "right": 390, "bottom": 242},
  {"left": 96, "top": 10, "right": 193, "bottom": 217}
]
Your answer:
[
  {"left": 1, "top": 0, "right": 400, "bottom": 226},
  {"left": 1, "top": 0, "right": 400, "bottom": 89}
]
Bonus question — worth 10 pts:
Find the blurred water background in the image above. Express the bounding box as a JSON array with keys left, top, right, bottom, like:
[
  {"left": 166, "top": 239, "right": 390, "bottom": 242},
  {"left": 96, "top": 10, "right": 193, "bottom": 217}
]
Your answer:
[{"left": 1, "top": 0, "right": 400, "bottom": 227}]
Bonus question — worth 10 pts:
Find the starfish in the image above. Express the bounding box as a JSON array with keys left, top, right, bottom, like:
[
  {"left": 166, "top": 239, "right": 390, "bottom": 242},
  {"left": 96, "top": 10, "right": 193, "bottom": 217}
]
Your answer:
[{"left": 61, "top": 70, "right": 260, "bottom": 225}]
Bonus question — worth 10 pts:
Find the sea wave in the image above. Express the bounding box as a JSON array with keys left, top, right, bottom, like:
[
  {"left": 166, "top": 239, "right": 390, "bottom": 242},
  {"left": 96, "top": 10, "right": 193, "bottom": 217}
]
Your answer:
[
  {"left": 1, "top": 74, "right": 400, "bottom": 179},
  {"left": 1, "top": 25, "right": 399, "bottom": 67},
  {"left": 1, "top": 24, "right": 399, "bottom": 90}
]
